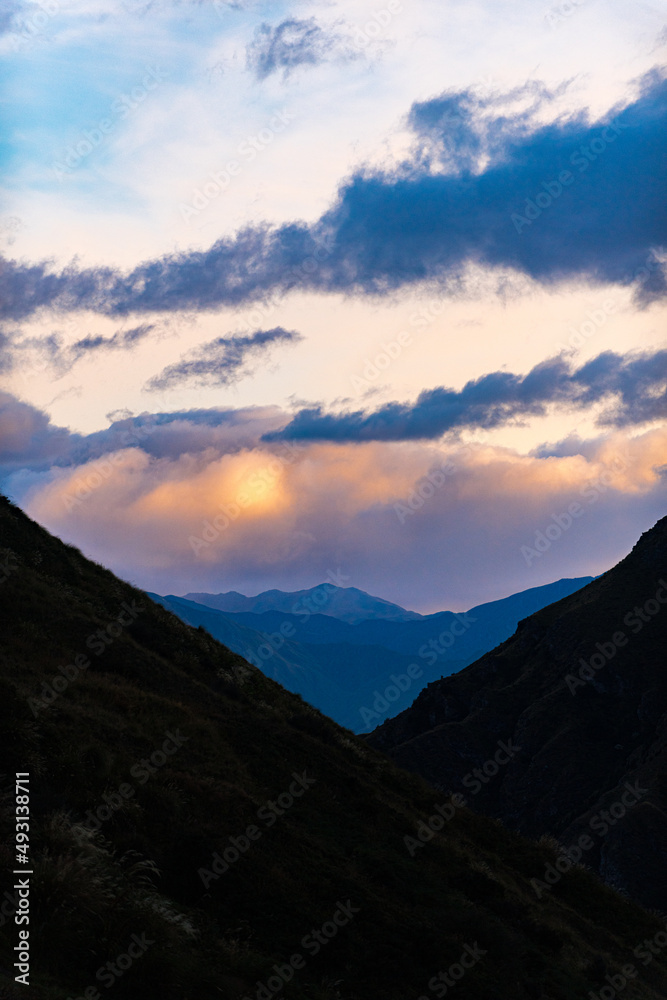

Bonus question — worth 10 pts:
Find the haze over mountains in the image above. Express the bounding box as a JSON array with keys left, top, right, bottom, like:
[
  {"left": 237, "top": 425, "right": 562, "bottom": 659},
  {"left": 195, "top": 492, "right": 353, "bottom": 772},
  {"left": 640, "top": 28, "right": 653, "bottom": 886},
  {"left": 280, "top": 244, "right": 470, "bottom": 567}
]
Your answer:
[
  {"left": 369, "top": 516, "right": 667, "bottom": 912},
  {"left": 3, "top": 493, "right": 667, "bottom": 1000},
  {"left": 152, "top": 577, "right": 593, "bottom": 732}
]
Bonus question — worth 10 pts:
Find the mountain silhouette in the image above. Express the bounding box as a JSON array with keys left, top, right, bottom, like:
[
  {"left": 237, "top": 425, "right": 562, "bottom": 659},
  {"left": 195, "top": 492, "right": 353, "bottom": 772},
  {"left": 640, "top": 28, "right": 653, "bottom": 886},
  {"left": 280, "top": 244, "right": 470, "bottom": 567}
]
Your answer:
[
  {"left": 184, "top": 583, "right": 422, "bottom": 624},
  {"left": 369, "top": 516, "right": 667, "bottom": 912}
]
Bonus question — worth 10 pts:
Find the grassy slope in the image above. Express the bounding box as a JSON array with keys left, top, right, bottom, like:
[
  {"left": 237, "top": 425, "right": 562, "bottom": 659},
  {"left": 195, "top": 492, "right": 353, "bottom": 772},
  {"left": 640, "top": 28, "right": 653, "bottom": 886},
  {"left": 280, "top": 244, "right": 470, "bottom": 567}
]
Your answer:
[
  {"left": 368, "top": 517, "right": 667, "bottom": 911},
  {"left": 1, "top": 495, "right": 666, "bottom": 1000}
]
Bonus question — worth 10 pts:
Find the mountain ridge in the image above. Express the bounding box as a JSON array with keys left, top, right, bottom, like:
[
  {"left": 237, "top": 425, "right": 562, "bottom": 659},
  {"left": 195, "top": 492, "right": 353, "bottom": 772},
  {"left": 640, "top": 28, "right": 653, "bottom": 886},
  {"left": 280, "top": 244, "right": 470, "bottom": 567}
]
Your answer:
[
  {"left": 368, "top": 515, "right": 667, "bottom": 911},
  {"left": 156, "top": 577, "right": 593, "bottom": 732},
  {"left": 183, "top": 583, "right": 423, "bottom": 624}
]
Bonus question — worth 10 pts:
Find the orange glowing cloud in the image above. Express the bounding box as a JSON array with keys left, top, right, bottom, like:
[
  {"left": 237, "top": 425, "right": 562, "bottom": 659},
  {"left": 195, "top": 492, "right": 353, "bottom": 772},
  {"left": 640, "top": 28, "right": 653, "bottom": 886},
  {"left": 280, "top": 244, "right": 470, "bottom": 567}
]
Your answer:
[{"left": 22, "top": 426, "right": 667, "bottom": 608}]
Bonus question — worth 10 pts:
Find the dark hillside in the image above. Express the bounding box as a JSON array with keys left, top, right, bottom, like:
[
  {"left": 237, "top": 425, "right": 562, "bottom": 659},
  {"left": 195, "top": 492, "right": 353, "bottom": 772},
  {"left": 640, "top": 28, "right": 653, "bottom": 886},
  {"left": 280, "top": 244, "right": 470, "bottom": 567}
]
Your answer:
[
  {"left": 369, "top": 516, "right": 667, "bottom": 912},
  {"left": 1, "top": 496, "right": 666, "bottom": 999}
]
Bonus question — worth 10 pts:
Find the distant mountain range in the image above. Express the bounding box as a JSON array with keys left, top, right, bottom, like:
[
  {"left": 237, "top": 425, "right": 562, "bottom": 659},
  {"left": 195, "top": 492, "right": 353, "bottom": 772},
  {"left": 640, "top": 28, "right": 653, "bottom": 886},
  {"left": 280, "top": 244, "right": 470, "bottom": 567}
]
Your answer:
[
  {"left": 368, "top": 516, "right": 667, "bottom": 911},
  {"left": 184, "top": 583, "right": 422, "bottom": 623},
  {"left": 152, "top": 577, "right": 593, "bottom": 732}
]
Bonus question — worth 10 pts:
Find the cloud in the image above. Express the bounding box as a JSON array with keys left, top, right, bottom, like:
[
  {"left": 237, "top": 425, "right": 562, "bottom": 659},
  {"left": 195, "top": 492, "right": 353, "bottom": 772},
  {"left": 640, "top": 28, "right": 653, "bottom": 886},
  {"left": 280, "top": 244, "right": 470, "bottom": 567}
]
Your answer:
[
  {"left": 264, "top": 349, "right": 667, "bottom": 443},
  {"left": 2, "top": 394, "right": 664, "bottom": 608},
  {"left": 2, "top": 70, "right": 665, "bottom": 321},
  {"left": 0, "top": 393, "right": 289, "bottom": 480},
  {"left": 405, "top": 79, "right": 572, "bottom": 175},
  {"left": 0, "top": 319, "right": 156, "bottom": 381},
  {"left": 0, "top": 392, "right": 75, "bottom": 472},
  {"left": 0, "top": 255, "right": 117, "bottom": 322},
  {"left": 78, "top": 405, "right": 285, "bottom": 463},
  {"left": 246, "top": 17, "right": 356, "bottom": 80},
  {"left": 0, "top": 0, "right": 24, "bottom": 35},
  {"left": 18, "top": 421, "right": 667, "bottom": 610},
  {"left": 66, "top": 324, "right": 155, "bottom": 365},
  {"left": 0, "top": 328, "right": 18, "bottom": 373},
  {"left": 145, "top": 327, "right": 302, "bottom": 391}
]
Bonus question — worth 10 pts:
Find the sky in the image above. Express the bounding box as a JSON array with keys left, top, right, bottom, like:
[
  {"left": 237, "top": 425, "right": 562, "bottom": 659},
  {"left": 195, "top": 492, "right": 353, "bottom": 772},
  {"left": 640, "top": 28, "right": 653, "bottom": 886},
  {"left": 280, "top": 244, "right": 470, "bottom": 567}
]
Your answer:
[{"left": 0, "top": 0, "right": 666, "bottom": 612}]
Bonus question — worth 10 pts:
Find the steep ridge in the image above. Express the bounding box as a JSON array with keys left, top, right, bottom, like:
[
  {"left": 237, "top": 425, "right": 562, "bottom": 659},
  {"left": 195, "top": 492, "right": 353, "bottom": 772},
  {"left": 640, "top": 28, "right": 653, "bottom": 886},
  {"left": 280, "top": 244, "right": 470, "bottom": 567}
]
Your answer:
[
  {"left": 1, "top": 494, "right": 667, "bottom": 1000},
  {"left": 368, "top": 516, "right": 667, "bottom": 912}
]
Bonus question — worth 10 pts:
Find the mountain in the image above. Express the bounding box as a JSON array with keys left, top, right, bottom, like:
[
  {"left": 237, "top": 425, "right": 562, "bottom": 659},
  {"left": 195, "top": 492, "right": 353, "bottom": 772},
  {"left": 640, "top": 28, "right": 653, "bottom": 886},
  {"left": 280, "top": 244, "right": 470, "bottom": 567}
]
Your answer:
[
  {"left": 149, "top": 591, "right": 428, "bottom": 732},
  {"left": 2, "top": 493, "right": 667, "bottom": 999},
  {"left": 157, "top": 578, "right": 593, "bottom": 732},
  {"left": 368, "top": 516, "right": 667, "bottom": 912},
  {"left": 183, "top": 583, "right": 423, "bottom": 623}
]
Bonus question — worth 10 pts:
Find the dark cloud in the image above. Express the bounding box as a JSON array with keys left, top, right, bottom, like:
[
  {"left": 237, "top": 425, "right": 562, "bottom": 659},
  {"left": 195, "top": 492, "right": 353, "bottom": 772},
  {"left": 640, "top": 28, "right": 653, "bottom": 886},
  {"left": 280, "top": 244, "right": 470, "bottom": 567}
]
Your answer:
[
  {"left": 0, "top": 255, "right": 117, "bottom": 322},
  {"left": 246, "top": 18, "right": 353, "bottom": 80},
  {"left": 67, "top": 324, "right": 155, "bottom": 364},
  {"left": 264, "top": 349, "right": 667, "bottom": 443},
  {"left": 406, "top": 80, "right": 572, "bottom": 174},
  {"left": 0, "top": 392, "right": 76, "bottom": 474},
  {"left": 0, "top": 394, "right": 287, "bottom": 480},
  {"left": 0, "top": 328, "right": 18, "bottom": 373},
  {"left": 145, "top": 326, "right": 302, "bottom": 391},
  {"left": 0, "top": 320, "right": 155, "bottom": 380},
  {"left": 0, "top": 70, "right": 665, "bottom": 320}
]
